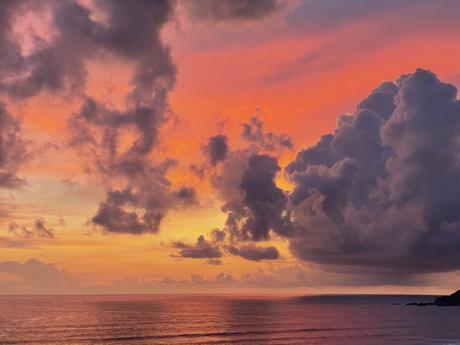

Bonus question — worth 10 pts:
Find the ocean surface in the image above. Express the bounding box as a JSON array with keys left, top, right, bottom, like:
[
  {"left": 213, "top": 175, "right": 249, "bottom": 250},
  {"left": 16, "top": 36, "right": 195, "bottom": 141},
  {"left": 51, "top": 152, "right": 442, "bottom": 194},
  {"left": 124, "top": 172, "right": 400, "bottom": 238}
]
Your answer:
[{"left": 0, "top": 294, "right": 459, "bottom": 344}]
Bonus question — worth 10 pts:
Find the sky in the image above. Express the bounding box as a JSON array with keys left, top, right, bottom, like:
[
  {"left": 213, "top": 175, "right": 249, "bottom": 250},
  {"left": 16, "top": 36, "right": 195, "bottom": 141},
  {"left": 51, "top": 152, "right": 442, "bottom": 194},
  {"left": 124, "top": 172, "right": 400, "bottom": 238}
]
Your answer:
[{"left": 1, "top": 0, "right": 460, "bottom": 295}]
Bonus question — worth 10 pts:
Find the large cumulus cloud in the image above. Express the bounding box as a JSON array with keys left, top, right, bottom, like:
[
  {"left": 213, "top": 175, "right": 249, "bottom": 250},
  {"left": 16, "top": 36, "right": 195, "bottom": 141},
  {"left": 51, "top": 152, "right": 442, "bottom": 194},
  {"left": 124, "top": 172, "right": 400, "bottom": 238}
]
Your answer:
[
  {"left": 205, "top": 69, "right": 460, "bottom": 273},
  {"left": 286, "top": 69, "right": 460, "bottom": 273}
]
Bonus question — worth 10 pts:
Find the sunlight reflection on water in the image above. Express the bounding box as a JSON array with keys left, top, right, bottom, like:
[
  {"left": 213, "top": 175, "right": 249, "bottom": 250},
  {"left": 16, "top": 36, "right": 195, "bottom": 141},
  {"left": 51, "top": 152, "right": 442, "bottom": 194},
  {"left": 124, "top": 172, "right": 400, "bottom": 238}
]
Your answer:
[{"left": 0, "top": 295, "right": 458, "bottom": 344}]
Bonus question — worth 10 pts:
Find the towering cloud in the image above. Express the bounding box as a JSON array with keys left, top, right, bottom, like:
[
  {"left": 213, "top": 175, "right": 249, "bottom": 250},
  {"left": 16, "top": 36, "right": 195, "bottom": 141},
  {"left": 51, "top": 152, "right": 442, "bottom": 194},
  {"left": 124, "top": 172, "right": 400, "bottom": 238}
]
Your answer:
[
  {"left": 286, "top": 69, "right": 460, "bottom": 273},
  {"left": 202, "top": 69, "right": 460, "bottom": 273}
]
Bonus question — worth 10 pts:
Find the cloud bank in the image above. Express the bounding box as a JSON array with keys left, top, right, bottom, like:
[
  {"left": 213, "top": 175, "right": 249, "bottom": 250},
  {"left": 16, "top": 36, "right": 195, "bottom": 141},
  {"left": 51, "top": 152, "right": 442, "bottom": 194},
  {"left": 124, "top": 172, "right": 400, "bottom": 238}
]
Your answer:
[
  {"left": 284, "top": 69, "right": 460, "bottom": 273},
  {"left": 0, "top": 258, "right": 77, "bottom": 294},
  {"left": 199, "top": 69, "right": 460, "bottom": 274}
]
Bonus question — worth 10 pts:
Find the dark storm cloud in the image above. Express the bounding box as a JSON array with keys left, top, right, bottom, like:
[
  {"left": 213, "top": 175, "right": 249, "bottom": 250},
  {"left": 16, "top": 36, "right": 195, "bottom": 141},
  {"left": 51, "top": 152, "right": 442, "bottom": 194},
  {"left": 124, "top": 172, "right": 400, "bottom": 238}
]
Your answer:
[
  {"left": 173, "top": 234, "right": 222, "bottom": 259},
  {"left": 184, "top": 0, "right": 283, "bottom": 23},
  {"left": 236, "top": 154, "right": 291, "bottom": 240},
  {"left": 204, "top": 135, "right": 228, "bottom": 165},
  {"left": 208, "top": 69, "right": 460, "bottom": 273},
  {"left": 285, "top": 69, "right": 460, "bottom": 273},
  {"left": 227, "top": 244, "right": 279, "bottom": 261},
  {"left": 9, "top": 218, "right": 55, "bottom": 239}
]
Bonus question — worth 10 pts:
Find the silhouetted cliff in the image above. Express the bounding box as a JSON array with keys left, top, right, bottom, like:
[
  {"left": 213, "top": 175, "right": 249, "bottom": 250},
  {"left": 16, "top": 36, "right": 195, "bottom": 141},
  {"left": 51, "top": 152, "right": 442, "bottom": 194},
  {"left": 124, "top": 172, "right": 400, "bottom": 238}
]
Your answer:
[{"left": 434, "top": 290, "right": 460, "bottom": 306}]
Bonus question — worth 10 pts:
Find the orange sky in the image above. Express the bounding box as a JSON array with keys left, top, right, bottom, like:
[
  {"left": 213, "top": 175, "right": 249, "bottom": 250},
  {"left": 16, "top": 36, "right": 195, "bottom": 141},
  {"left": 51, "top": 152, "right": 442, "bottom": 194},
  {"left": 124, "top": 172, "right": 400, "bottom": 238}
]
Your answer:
[{"left": 1, "top": 0, "right": 460, "bottom": 294}]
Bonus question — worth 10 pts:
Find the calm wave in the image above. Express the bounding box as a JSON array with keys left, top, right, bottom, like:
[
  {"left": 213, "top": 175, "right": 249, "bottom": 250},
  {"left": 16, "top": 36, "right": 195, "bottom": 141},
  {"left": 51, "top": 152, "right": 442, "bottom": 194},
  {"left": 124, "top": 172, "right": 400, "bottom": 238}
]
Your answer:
[{"left": 0, "top": 295, "right": 458, "bottom": 344}]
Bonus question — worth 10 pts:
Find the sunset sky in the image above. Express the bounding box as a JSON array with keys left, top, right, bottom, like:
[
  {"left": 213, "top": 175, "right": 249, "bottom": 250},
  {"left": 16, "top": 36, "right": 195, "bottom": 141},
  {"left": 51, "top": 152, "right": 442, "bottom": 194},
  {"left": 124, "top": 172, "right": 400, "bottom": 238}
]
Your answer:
[{"left": 1, "top": 0, "right": 460, "bottom": 295}]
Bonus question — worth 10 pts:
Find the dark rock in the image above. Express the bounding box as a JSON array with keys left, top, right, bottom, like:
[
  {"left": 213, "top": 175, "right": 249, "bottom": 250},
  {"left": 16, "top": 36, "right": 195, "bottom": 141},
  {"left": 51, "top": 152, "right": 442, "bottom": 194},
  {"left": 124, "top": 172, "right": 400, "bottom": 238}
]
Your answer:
[
  {"left": 434, "top": 290, "right": 460, "bottom": 306},
  {"left": 405, "top": 302, "right": 434, "bottom": 306}
]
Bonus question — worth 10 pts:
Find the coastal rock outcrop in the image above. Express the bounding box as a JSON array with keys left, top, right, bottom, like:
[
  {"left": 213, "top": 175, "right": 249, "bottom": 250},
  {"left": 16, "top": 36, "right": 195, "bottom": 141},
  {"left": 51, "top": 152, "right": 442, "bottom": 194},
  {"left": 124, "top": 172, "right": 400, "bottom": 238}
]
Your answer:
[{"left": 434, "top": 290, "right": 460, "bottom": 306}]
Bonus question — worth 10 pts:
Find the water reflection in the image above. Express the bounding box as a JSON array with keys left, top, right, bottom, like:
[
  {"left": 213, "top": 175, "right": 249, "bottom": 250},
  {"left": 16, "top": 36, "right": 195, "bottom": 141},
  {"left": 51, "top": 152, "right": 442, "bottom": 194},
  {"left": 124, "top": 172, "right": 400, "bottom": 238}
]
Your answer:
[{"left": 0, "top": 295, "right": 458, "bottom": 345}]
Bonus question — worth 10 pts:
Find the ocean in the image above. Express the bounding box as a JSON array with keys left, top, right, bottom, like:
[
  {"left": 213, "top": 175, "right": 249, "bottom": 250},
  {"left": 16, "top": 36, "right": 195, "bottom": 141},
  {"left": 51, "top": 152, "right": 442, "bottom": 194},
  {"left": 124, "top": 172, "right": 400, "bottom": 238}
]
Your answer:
[{"left": 0, "top": 294, "right": 458, "bottom": 344}]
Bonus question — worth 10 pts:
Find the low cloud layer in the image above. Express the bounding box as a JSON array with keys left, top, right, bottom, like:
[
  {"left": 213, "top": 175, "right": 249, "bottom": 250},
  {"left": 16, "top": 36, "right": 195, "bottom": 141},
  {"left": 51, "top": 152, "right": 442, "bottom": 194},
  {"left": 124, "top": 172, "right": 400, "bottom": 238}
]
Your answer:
[
  {"left": 227, "top": 244, "right": 279, "bottom": 261},
  {"left": 3, "top": 258, "right": 457, "bottom": 295},
  {"left": 172, "top": 232, "right": 223, "bottom": 259},
  {"left": 171, "top": 228, "right": 280, "bottom": 262},
  {"left": 0, "top": 258, "right": 77, "bottom": 294}
]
